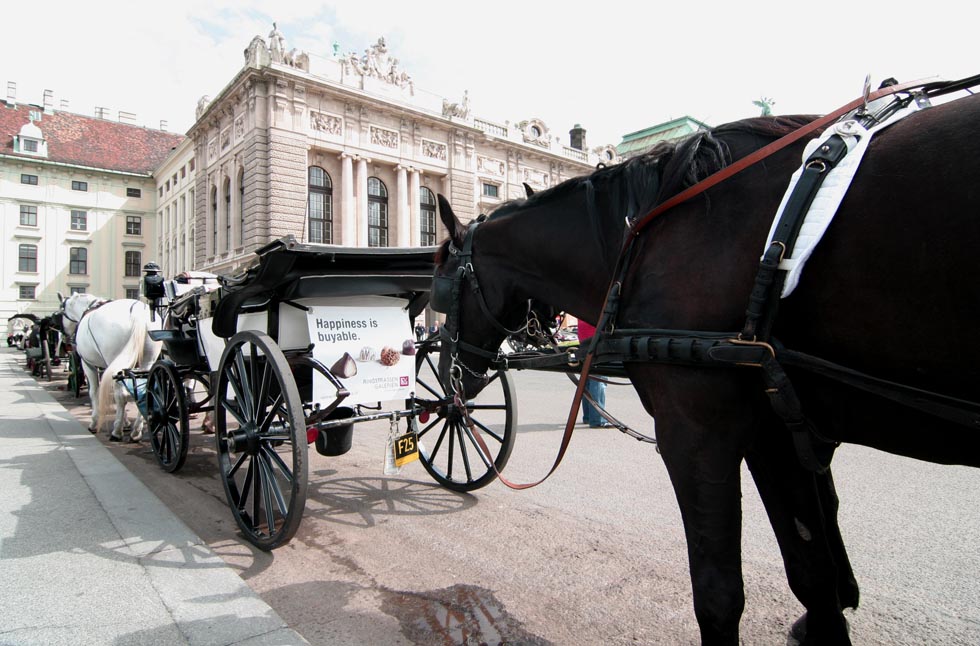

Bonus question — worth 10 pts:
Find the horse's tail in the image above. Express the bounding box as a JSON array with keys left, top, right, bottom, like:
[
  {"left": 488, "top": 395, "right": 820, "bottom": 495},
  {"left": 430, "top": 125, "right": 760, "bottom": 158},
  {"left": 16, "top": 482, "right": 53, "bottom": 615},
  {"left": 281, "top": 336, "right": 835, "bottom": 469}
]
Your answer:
[{"left": 97, "top": 306, "right": 151, "bottom": 430}]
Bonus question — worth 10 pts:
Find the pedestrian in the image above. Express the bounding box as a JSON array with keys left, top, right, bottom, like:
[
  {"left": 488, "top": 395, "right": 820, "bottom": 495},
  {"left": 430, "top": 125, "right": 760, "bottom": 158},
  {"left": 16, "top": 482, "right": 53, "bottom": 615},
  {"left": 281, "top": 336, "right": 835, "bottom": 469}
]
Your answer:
[
  {"left": 415, "top": 322, "right": 425, "bottom": 341},
  {"left": 429, "top": 320, "right": 439, "bottom": 336},
  {"left": 577, "top": 319, "right": 607, "bottom": 427}
]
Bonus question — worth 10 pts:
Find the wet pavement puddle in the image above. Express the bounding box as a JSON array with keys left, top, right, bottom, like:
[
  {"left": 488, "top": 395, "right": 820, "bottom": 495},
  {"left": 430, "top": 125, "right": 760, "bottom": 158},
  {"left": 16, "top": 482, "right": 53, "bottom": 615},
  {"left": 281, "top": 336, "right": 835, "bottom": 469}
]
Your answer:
[{"left": 382, "top": 583, "right": 551, "bottom": 646}]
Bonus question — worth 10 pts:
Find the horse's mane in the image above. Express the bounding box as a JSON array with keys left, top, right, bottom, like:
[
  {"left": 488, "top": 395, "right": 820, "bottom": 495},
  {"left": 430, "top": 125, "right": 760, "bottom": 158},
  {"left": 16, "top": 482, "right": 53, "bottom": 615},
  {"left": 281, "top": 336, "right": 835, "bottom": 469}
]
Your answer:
[{"left": 433, "top": 114, "right": 820, "bottom": 264}]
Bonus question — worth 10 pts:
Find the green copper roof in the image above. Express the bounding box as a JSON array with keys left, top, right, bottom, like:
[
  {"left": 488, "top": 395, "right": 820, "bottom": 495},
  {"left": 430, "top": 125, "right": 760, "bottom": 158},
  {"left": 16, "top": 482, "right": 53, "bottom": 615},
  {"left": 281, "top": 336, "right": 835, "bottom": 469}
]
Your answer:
[{"left": 616, "top": 116, "right": 712, "bottom": 157}]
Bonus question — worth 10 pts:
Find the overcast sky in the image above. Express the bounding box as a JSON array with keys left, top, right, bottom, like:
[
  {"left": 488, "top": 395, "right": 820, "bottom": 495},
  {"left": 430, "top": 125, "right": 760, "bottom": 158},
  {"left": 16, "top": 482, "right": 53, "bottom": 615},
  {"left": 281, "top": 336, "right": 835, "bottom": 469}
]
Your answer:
[{"left": 3, "top": 1, "right": 975, "bottom": 149}]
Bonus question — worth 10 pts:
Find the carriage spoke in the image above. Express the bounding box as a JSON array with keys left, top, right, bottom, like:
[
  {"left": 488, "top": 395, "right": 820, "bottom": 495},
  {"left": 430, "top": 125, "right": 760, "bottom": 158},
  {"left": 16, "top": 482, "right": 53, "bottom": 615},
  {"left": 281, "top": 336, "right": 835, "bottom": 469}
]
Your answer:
[
  {"left": 468, "top": 418, "right": 505, "bottom": 445},
  {"left": 235, "top": 350, "right": 255, "bottom": 418},
  {"left": 249, "top": 345, "right": 261, "bottom": 419},
  {"left": 261, "top": 445, "right": 294, "bottom": 483},
  {"left": 416, "top": 416, "right": 442, "bottom": 439},
  {"left": 236, "top": 455, "right": 255, "bottom": 512},
  {"left": 258, "top": 452, "right": 288, "bottom": 518},
  {"left": 222, "top": 397, "right": 248, "bottom": 427},
  {"left": 255, "top": 361, "right": 272, "bottom": 424},
  {"left": 454, "top": 422, "right": 475, "bottom": 482},
  {"left": 428, "top": 419, "right": 450, "bottom": 462},
  {"left": 415, "top": 376, "right": 445, "bottom": 399},
  {"left": 228, "top": 451, "right": 248, "bottom": 479},
  {"left": 225, "top": 365, "right": 252, "bottom": 424},
  {"left": 251, "top": 455, "right": 263, "bottom": 531},
  {"left": 460, "top": 424, "right": 495, "bottom": 468},
  {"left": 259, "top": 394, "right": 286, "bottom": 435}
]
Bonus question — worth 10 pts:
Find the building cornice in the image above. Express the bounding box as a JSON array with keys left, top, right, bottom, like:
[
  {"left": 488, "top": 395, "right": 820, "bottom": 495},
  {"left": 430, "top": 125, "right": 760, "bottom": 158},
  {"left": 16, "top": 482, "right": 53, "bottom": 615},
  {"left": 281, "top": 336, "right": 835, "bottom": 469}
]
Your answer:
[{"left": 0, "top": 153, "right": 153, "bottom": 179}]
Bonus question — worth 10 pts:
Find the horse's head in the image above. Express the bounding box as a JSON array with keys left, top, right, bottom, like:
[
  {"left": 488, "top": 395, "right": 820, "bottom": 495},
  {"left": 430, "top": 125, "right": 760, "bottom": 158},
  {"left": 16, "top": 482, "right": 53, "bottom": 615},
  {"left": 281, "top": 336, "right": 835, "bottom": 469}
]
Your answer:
[
  {"left": 57, "top": 292, "right": 101, "bottom": 339},
  {"left": 431, "top": 195, "right": 538, "bottom": 397}
]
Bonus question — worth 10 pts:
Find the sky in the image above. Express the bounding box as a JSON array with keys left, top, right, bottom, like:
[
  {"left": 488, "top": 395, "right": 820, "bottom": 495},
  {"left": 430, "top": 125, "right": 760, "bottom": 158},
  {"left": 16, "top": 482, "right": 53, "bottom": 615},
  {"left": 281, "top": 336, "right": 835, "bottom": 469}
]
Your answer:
[{"left": 3, "top": 1, "right": 976, "bottom": 150}]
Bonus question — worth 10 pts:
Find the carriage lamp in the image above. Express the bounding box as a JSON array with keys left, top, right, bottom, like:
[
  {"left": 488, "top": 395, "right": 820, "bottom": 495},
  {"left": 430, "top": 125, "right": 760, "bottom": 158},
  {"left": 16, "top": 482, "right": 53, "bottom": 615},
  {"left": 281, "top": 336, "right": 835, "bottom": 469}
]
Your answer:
[{"left": 143, "top": 261, "right": 166, "bottom": 320}]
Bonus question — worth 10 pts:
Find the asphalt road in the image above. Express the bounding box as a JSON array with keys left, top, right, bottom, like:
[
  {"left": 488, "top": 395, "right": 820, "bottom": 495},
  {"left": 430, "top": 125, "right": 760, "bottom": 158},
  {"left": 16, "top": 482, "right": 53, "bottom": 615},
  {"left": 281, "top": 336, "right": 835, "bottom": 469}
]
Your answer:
[{"left": 41, "top": 363, "right": 980, "bottom": 645}]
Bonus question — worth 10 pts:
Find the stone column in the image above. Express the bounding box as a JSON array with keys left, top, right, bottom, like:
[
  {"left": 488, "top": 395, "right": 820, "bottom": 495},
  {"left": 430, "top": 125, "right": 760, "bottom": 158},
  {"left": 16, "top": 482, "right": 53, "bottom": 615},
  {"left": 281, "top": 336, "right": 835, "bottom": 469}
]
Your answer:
[
  {"left": 396, "top": 165, "right": 409, "bottom": 247},
  {"left": 340, "top": 153, "right": 354, "bottom": 246},
  {"left": 410, "top": 169, "right": 421, "bottom": 246},
  {"left": 357, "top": 157, "right": 369, "bottom": 247}
]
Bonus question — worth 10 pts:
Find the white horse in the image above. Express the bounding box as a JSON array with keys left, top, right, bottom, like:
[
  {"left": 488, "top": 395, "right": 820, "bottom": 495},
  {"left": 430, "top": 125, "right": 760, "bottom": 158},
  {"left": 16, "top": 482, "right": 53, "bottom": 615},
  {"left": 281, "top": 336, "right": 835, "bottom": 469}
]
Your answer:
[{"left": 57, "top": 292, "right": 162, "bottom": 441}]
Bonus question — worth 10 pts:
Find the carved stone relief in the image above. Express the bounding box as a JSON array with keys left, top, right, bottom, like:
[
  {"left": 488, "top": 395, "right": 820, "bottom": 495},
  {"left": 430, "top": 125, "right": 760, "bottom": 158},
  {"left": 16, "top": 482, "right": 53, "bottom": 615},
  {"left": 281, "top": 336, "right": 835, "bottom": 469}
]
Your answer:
[
  {"left": 310, "top": 111, "right": 343, "bottom": 136},
  {"left": 421, "top": 138, "right": 447, "bottom": 161},
  {"left": 370, "top": 125, "right": 399, "bottom": 149},
  {"left": 477, "top": 155, "right": 505, "bottom": 177},
  {"left": 522, "top": 167, "right": 550, "bottom": 188}
]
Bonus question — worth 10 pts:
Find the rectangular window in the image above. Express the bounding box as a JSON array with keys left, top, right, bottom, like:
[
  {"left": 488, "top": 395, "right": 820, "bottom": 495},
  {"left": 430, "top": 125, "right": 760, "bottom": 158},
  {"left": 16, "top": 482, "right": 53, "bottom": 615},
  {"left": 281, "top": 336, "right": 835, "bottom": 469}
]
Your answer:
[
  {"left": 21, "top": 174, "right": 38, "bottom": 185},
  {"left": 482, "top": 182, "right": 499, "bottom": 198},
  {"left": 180, "top": 166, "right": 186, "bottom": 178},
  {"left": 172, "top": 173, "right": 178, "bottom": 185},
  {"left": 189, "top": 159, "right": 195, "bottom": 172},
  {"left": 69, "top": 247, "right": 87, "bottom": 275},
  {"left": 126, "top": 187, "right": 141, "bottom": 197},
  {"left": 159, "top": 187, "right": 163, "bottom": 197},
  {"left": 19, "top": 204, "right": 37, "bottom": 226},
  {"left": 126, "top": 215, "right": 142, "bottom": 235},
  {"left": 23, "top": 139, "right": 38, "bottom": 153},
  {"left": 72, "top": 180, "right": 88, "bottom": 191},
  {"left": 125, "top": 287, "right": 140, "bottom": 300},
  {"left": 70, "top": 286, "right": 86, "bottom": 295},
  {"left": 70, "top": 209, "right": 87, "bottom": 231},
  {"left": 18, "top": 285, "right": 36, "bottom": 300},
  {"left": 18, "top": 244, "right": 37, "bottom": 272},
  {"left": 124, "top": 250, "right": 142, "bottom": 277}
]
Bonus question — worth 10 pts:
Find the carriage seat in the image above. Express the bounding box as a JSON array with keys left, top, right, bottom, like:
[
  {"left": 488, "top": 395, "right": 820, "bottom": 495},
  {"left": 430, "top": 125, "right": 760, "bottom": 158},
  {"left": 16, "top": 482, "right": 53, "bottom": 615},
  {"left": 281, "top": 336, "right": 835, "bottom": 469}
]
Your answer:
[{"left": 149, "top": 329, "right": 206, "bottom": 367}]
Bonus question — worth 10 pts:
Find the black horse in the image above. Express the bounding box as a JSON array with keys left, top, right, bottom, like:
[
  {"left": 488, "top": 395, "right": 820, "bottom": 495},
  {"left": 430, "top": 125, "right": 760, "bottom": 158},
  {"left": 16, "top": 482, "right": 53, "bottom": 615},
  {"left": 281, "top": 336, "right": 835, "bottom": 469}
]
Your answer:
[{"left": 432, "top": 86, "right": 980, "bottom": 644}]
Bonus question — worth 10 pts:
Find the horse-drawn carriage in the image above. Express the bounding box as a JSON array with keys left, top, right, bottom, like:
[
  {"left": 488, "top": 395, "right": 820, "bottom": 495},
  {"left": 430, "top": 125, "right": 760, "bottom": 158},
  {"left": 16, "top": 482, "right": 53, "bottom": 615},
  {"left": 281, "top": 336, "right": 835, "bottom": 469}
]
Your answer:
[{"left": 119, "top": 236, "right": 516, "bottom": 550}]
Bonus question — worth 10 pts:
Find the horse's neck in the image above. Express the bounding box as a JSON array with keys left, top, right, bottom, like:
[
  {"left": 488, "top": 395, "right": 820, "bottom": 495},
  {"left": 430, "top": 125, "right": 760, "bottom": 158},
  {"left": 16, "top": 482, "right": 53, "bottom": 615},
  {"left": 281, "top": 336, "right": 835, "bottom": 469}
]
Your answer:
[{"left": 484, "top": 208, "right": 620, "bottom": 323}]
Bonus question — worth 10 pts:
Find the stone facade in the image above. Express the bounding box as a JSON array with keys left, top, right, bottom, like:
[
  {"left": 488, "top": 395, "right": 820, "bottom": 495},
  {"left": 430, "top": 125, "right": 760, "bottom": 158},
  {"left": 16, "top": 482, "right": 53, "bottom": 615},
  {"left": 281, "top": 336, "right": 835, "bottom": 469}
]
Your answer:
[{"left": 187, "top": 28, "right": 619, "bottom": 276}]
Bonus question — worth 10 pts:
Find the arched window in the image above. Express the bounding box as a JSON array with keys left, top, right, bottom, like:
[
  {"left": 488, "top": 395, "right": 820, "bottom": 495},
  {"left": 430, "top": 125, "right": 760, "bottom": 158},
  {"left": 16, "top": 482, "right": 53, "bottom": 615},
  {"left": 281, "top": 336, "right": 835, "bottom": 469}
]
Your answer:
[
  {"left": 308, "top": 166, "right": 333, "bottom": 244},
  {"left": 223, "top": 177, "right": 231, "bottom": 251},
  {"left": 420, "top": 187, "right": 437, "bottom": 246},
  {"left": 238, "top": 168, "right": 245, "bottom": 246},
  {"left": 367, "top": 177, "right": 388, "bottom": 247},
  {"left": 210, "top": 186, "right": 218, "bottom": 254}
]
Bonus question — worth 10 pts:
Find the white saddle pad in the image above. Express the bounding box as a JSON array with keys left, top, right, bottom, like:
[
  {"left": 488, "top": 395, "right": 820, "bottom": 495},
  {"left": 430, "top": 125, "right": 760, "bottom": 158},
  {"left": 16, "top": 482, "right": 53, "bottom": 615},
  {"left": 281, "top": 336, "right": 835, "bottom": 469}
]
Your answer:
[{"left": 765, "top": 101, "right": 924, "bottom": 297}]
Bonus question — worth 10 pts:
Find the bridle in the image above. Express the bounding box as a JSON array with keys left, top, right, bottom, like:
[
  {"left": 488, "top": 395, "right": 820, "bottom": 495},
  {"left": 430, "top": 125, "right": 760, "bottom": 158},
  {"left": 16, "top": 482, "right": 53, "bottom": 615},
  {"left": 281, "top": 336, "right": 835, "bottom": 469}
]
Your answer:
[{"left": 431, "top": 217, "right": 546, "bottom": 395}]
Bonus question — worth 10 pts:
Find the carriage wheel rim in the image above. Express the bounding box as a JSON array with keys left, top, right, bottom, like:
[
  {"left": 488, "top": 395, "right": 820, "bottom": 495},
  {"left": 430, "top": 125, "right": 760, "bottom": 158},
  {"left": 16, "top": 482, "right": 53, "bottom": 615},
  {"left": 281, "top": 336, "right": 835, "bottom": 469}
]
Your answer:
[{"left": 215, "top": 331, "right": 306, "bottom": 550}]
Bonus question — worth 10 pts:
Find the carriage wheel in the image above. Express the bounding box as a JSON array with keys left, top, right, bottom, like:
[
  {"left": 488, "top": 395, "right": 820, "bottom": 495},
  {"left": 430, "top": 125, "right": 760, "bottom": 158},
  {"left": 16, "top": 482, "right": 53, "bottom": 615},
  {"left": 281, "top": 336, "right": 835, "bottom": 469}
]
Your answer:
[
  {"left": 146, "top": 360, "right": 189, "bottom": 473},
  {"left": 412, "top": 339, "right": 517, "bottom": 492},
  {"left": 68, "top": 351, "right": 86, "bottom": 397},
  {"left": 215, "top": 330, "right": 307, "bottom": 551}
]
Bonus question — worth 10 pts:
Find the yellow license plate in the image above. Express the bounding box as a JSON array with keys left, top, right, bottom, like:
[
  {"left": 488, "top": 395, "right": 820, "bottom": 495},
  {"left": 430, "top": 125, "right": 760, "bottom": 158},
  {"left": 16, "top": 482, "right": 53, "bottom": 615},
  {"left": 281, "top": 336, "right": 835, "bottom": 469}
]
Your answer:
[{"left": 393, "top": 432, "right": 419, "bottom": 467}]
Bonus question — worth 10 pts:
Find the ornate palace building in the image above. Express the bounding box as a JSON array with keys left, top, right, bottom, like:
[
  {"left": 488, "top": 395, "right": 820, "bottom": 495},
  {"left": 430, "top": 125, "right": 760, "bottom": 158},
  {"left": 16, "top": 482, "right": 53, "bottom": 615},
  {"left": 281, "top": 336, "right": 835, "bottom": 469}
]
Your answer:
[{"left": 178, "top": 26, "right": 620, "bottom": 277}]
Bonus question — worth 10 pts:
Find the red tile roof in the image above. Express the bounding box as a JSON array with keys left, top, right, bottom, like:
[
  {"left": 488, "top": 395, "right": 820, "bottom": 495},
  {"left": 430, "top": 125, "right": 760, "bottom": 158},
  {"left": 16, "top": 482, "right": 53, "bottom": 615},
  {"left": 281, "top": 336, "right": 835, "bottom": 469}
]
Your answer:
[{"left": 0, "top": 102, "right": 185, "bottom": 175}]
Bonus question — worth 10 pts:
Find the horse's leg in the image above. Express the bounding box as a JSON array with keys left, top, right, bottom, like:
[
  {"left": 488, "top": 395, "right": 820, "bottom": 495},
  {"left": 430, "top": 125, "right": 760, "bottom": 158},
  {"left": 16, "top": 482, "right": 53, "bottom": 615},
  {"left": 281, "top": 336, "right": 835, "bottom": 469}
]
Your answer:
[
  {"left": 110, "top": 382, "right": 127, "bottom": 441},
  {"left": 130, "top": 392, "right": 145, "bottom": 442},
  {"left": 744, "top": 418, "right": 855, "bottom": 645},
  {"left": 82, "top": 362, "right": 101, "bottom": 432},
  {"left": 630, "top": 367, "right": 751, "bottom": 645}
]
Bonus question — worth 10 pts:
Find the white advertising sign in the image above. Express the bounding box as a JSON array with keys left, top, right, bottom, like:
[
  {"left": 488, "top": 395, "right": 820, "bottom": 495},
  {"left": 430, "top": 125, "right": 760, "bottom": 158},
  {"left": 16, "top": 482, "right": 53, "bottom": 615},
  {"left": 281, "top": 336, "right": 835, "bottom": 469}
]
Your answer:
[{"left": 306, "top": 296, "right": 416, "bottom": 406}]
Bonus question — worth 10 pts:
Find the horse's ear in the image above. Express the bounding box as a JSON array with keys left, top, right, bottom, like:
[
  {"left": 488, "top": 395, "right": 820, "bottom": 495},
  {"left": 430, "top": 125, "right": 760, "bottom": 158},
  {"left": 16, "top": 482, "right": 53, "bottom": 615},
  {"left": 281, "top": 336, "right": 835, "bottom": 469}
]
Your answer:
[
  {"left": 57, "top": 291, "right": 65, "bottom": 304},
  {"left": 523, "top": 182, "right": 534, "bottom": 198},
  {"left": 437, "top": 194, "right": 466, "bottom": 244}
]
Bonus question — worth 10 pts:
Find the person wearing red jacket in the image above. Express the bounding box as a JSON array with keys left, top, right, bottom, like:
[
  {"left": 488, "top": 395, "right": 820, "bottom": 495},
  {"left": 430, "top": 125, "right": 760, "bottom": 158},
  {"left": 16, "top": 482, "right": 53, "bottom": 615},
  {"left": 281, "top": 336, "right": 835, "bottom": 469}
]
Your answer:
[{"left": 576, "top": 320, "right": 607, "bottom": 427}]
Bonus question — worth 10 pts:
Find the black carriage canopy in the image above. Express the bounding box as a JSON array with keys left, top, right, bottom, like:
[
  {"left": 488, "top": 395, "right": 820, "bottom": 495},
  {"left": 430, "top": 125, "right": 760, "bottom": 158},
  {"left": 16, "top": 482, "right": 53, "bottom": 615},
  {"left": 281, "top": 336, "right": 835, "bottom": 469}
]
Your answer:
[{"left": 211, "top": 235, "right": 438, "bottom": 338}]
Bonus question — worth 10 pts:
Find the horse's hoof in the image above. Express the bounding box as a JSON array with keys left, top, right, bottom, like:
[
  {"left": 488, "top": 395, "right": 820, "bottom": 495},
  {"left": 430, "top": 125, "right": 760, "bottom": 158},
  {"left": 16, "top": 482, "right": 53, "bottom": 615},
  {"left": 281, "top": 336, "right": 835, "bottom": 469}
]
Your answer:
[
  {"left": 88, "top": 427, "right": 97, "bottom": 434},
  {"left": 109, "top": 434, "right": 123, "bottom": 443}
]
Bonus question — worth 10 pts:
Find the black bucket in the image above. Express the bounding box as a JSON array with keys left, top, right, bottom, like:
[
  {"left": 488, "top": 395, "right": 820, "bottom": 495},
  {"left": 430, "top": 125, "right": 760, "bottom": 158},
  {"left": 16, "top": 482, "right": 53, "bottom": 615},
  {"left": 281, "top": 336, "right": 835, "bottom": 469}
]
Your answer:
[{"left": 315, "top": 407, "right": 355, "bottom": 457}]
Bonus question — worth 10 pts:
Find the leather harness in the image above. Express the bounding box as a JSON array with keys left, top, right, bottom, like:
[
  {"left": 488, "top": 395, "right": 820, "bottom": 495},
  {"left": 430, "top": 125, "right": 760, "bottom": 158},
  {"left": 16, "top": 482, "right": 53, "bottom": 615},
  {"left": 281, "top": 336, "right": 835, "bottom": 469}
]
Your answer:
[{"left": 437, "top": 74, "right": 980, "bottom": 484}]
